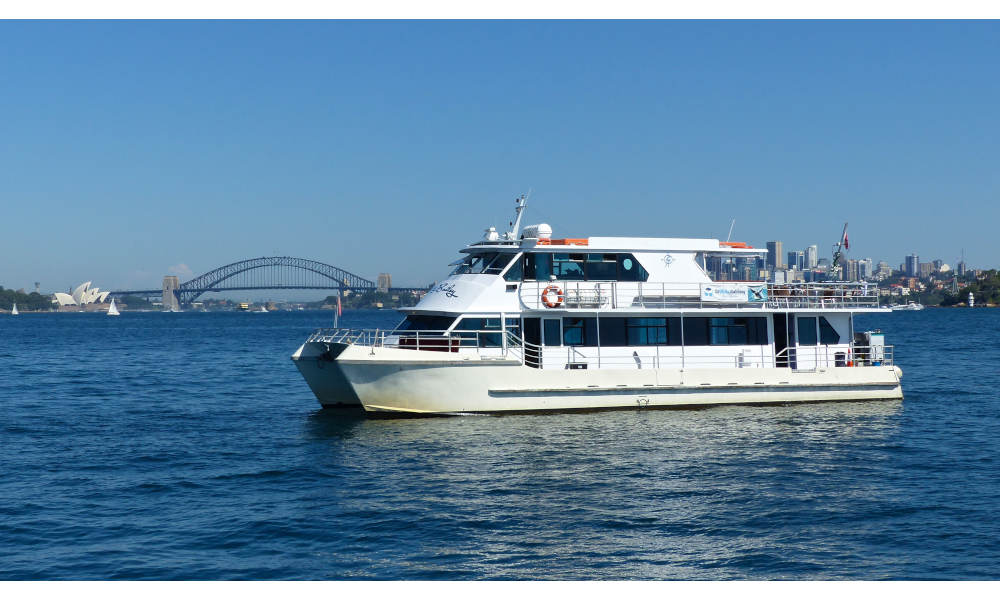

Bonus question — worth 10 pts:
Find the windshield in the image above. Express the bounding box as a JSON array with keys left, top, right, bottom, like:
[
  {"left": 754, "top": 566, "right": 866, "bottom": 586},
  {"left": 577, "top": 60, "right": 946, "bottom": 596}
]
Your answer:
[{"left": 450, "top": 252, "right": 516, "bottom": 275}]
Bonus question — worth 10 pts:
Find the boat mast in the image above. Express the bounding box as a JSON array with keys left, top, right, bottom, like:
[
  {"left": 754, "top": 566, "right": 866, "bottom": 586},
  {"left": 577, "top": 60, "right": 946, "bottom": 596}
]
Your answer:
[
  {"left": 508, "top": 192, "right": 529, "bottom": 240},
  {"left": 829, "top": 222, "right": 848, "bottom": 280}
]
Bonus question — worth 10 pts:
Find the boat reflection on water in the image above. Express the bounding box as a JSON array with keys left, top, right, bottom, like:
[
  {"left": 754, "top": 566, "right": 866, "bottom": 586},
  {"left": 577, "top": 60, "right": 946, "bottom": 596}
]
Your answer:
[
  {"left": 296, "top": 398, "right": 906, "bottom": 579},
  {"left": 303, "top": 398, "right": 904, "bottom": 447}
]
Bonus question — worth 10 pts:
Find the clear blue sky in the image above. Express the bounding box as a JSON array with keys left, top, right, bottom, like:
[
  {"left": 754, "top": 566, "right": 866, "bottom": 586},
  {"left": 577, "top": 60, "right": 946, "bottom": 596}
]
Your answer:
[{"left": 2, "top": 20, "right": 997, "bottom": 294}]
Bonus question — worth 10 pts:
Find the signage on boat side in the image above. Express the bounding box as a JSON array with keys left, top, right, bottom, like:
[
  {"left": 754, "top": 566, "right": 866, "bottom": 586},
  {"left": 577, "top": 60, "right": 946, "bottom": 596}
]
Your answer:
[
  {"left": 429, "top": 282, "right": 459, "bottom": 298},
  {"left": 700, "top": 283, "right": 768, "bottom": 303}
]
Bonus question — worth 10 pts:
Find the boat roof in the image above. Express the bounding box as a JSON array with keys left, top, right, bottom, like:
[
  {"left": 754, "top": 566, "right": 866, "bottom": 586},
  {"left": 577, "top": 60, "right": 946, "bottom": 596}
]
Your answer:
[{"left": 464, "top": 236, "right": 765, "bottom": 254}]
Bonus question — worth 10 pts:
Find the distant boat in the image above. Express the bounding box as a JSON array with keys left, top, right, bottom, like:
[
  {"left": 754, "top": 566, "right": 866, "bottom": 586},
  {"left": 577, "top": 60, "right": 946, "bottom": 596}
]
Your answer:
[
  {"left": 11, "top": 303, "right": 18, "bottom": 315},
  {"left": 258, "top": 306, "right": 268, "bottom": 313},
  {"left": 891, "top": 301, "right": 924, "bottom": 311},
  {"left": 107, "top": 298, "right": 120, "bottom": 316}
]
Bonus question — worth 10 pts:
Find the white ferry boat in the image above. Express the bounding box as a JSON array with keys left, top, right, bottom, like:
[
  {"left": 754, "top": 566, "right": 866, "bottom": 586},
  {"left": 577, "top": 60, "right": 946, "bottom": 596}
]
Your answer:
[
  {"left": 292, "top": 201, "right": 902, "bottom": 415},
  {"left": 891, "top": 301, "right": 924, "bottom": 311}
]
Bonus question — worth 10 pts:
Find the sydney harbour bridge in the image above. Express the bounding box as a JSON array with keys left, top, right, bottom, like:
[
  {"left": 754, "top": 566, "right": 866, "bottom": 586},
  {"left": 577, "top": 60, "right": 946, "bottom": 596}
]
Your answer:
[{"left": 110, "top": 256, "right": 429, "bottom": 309}]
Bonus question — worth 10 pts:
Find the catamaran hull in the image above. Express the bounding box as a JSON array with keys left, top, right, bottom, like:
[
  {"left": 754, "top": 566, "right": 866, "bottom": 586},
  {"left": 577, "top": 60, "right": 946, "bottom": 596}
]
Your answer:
[
  {"left": 294, "top": 344, "right": 903, "bottom": 415},
  {"left": 292, "top": 342, "right": 363, "bottom": 408}
]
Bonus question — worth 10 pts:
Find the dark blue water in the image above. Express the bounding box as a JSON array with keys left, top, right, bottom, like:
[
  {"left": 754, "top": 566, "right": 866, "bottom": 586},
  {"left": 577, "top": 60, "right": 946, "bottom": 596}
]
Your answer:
[{"left": 2, "top": 308, "right": 998, "bottom": 579}]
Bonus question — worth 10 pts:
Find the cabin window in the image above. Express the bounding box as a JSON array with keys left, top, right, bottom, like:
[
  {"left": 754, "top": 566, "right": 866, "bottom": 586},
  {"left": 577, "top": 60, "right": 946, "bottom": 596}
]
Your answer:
[
  {"left": 684, "top": 317, "right": 767, "bottom": 346},
  {"left": 451, "top": 252, "right": 502, "bottom": 275},
  {"left": 797, "top": 317, "right": 818, "bottom": 345},
  {"left": 597, "top": 317, "right": 681, "bottom": 346},
  {"left": 520, "top": 252, "right": 649, "bottom": 282},
  {"left": 598, "top": 318, "right": 627, "bottom": 346},
  {"left": 618, "top": 254, "right": 649, "bottom": 281},
  {"left": 484, "top": 254, "right": 516, "bottom": 275},
  {"left": 819, "top": 316, "right": 840, "bottom": 344},
  {"left": 453, "top": 317, "right": 520, "bottom": 347},
  {"left": 552, "top": 253, "right": 586, "bottom": 280},
  {"left": 502, "top": 255, "right": 523, "bottom": 281},
  {"left": 585, "top": 254, "right": 618, "bottom": 280},
  {"left": 562, "top": 317, "right": 597, "bottom": 346},
  {"left": 524, "top": 253, "right": 552, "bottom": 281},
  {"left": 396, "top": 315, "right": 456, "bottom": 332}
]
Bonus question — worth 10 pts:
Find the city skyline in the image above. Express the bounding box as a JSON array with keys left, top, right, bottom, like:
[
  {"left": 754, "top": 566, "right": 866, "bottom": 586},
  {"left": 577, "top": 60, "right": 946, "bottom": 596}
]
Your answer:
[{"left": 2, "top": 20, "right": 998, "bottom": 291}]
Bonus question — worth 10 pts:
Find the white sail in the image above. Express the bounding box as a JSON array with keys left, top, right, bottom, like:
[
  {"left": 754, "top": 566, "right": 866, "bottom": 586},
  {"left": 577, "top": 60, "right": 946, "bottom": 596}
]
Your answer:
[
  {"left": 11, "top": 303, "right": 18, "bottom": 315},
  {"left": 107, "top": 298, "right": 120, "bottom": 316}
]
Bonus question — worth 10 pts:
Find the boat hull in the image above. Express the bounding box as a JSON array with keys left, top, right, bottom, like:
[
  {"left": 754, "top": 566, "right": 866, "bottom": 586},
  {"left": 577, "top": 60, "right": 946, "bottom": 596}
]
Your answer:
[
  {"left": 296, "top": 344, "right": 904, "bottom": 415},
  {"left": 292, "top": 342, "right": 363, "bottom": 409}
]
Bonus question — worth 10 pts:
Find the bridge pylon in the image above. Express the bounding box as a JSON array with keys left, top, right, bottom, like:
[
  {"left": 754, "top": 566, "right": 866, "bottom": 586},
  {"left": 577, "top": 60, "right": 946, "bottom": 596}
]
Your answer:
[{"left": 163, "top": 276, "right": 180, "bottom": 311}]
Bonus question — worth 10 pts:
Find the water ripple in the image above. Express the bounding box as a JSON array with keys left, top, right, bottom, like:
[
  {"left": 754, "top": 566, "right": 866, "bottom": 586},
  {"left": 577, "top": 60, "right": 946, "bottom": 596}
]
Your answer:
[{"left": 1, "top": 310, "right": 999, "bottom": 579}]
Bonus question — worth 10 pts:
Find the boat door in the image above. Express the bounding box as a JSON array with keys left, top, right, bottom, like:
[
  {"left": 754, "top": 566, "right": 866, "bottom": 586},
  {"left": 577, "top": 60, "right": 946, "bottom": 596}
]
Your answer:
[
  {"left": 523, "top": 318, "right": 541, "bottom": 368},
  {"left": 542, "top": 318, "right": 562, "bottom": 347},
  {"left": 773, "top": 313, "right": 797, "bottom": 369}
]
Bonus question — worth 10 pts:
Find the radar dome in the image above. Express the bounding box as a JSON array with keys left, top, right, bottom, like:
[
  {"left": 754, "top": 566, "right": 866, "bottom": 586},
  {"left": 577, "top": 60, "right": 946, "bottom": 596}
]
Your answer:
[{"left": 522, "top": 223, "right": 552, "bottom": 239}]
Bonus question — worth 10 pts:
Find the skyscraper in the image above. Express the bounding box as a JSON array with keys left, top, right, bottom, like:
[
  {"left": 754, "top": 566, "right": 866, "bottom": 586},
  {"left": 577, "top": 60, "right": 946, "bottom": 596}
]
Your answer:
[
  {"left": 859, "top": 258, "right": 873, "bottom": 280},
  {"left": 786, "top": 251, "right": 804, "bottom": 270},
  {"left": 846, "top": 259, "right": 860, "bottom": 281},
  {"left": 766, "top": 241, "right": 784, "bottom": 271},
  {"left": 905, "top": 254, "right": 919, "bottom": 277},
  {"left": 377, "top": 273, "right": 392, "bottom": 293},
  {"left": 806, "top": 245, "right": 818, "bottom": 269}
]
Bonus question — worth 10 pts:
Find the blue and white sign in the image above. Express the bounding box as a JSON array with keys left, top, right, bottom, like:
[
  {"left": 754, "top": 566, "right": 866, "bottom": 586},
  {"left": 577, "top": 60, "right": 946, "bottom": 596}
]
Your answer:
[{"left": 701, "top": 283, "right": 768, "bottom": 303}]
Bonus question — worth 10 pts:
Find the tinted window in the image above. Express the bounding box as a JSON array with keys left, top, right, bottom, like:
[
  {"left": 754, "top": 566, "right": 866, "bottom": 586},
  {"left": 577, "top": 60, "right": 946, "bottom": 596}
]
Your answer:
[
  {"left": 563, "top": 317, "right": 597, "bottom": 346},
  {"left": 502, "top": 255, "right": 523, "bottom": 281},
  {"left": 684, "top": 317, "right": 767, "bottom": 345},
  {"left": 585, "top": 254, "right": 618, "bottom": 280},
  {"left": 597, "top": 317, "right": 680, "bottom": 346},
  {"left": 683, "top": 317, "right": 709, "bottom": 345},
  {"left": 454, "top": 317, "right": 512, "bottom": 347},
  {"left": 543, "top": 319, "right": 561, "bottom": 346},
  {"left": 524, "top": 253, "right": 552, "bottom": 281},
  {"left": 618, "top": 254, "right": 649, "bottom": 281},
  {"left": 797, "top": 317, "right": 818, "bottom": 345},
  {"left": 553, "top": 253, "right": 585, "bottom": 280},
  {"left": 484, "top": 254, "right": 515, "bottom": 275},
  {"left": 396, "top": 315, "right": 456, "bottom": 331},
  {"left": 819, "top": 317, "right": 840, "bottom": 344},
  {"left": 451, "top": 252, "right": 501, "bottom": 275},
  {"left": 598, "top": 317, "right": 627, "bottom": 346}
]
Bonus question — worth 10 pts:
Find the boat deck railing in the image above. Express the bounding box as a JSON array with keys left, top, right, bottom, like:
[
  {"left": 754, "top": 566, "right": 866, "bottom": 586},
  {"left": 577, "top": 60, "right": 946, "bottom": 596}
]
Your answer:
[
  {"left": 517, "top": 281, "right": 879, "bottom": 310},
  {"left": 305, "top": 328, "right": 893, "bottom": 369}
]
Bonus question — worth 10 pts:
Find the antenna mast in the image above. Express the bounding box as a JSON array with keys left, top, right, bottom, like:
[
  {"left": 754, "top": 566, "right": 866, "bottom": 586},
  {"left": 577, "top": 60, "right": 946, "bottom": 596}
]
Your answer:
[
  {"left": 726, "top": 219, "right": 736, "bottom": 243},
  {"left": 829, "top": 222, "right": 849, "bottom": 279},
  {"left": 508, "top": 191, "right": 530, "bottom": 239}
]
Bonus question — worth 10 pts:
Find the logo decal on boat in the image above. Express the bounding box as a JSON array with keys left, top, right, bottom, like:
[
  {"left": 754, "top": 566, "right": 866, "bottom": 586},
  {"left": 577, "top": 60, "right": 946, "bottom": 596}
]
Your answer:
[{"left": 431, "top": 282, "right": 458, "bottom": 298}]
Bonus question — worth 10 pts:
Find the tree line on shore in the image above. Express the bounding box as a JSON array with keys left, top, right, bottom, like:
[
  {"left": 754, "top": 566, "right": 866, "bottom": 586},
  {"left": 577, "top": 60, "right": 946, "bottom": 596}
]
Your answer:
[
  {"left": 938, "top": 270, "right": 1000, "bottom": 307},
  {"left": 0, "top": 287, "right": 53, "bottom": 311}
]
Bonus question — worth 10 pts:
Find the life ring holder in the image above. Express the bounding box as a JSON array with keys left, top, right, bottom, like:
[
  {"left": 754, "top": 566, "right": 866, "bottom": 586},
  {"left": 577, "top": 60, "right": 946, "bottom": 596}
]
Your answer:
[{"left": 541, "top": 285, "right": 564, "bottom": 308}]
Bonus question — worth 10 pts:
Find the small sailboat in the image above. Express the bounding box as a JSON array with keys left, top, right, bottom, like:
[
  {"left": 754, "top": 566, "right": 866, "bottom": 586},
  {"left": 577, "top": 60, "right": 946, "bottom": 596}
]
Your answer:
[
  {"left": 11, "top": 303, "right": 18, "bottom": 315},
  {"left": 107, "top": 298, "right": 120, "bottom": 316}
]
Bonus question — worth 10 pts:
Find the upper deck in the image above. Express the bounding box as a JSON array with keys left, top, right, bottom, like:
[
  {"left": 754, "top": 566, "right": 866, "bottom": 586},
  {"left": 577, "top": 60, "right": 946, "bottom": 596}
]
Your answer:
[
  {"left": 412, "top": 206, "right": 883, "bottom": 314},
  {"left": 517, "top": 280, "right": 881, "bottom": 311}
]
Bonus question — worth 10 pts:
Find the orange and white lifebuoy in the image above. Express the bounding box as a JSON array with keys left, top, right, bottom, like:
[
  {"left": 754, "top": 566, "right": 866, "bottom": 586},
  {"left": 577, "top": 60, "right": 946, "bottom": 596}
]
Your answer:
[{"left": 541, "top": 285, "right": 564, "bottom": 308}]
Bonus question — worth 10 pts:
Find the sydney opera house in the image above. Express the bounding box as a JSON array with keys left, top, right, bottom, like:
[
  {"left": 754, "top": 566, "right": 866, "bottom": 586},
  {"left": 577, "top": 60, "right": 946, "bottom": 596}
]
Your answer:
[{"left": 53, "top": 282, "right": 111, "bottom": 307}]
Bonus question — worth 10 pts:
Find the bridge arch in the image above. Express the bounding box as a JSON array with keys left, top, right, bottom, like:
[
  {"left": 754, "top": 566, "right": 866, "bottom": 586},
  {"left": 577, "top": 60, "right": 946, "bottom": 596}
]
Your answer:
[{"left": 177, "top": 256, "right": 375, "bottom": 304}]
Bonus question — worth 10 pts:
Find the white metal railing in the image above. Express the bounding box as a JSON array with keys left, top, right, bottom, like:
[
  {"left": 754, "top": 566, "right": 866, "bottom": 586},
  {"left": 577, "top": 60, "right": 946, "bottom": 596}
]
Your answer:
[
  {"left": 517, "top": 281, "right": 879, "bottom": 310},
  {"left": 305, "top": 327, "right": 893, "bottom": 370},
  {"left": 308, "top": 328, "right": 518, "bottom": 354}
]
